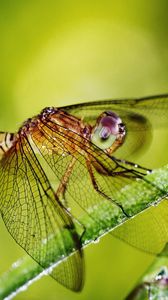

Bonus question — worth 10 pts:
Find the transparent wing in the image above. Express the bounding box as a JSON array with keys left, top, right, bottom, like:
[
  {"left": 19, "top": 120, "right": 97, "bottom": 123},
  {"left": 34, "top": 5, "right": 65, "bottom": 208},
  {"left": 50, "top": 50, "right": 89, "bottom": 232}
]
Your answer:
[
  {"left": 0, "top": 135, "right": 84, "bottom": 291},
  {"left": 62, "top": 94, "right": 168, "bottom": 158},
  {"left": 30, "top": 118, "right": 168, "bottom": 254},
  {"left": 113, "top": 200, "right": 168, "bottom": 255},
  {"left": 62, "top": 94, "right": 168, "bottom": 126}
]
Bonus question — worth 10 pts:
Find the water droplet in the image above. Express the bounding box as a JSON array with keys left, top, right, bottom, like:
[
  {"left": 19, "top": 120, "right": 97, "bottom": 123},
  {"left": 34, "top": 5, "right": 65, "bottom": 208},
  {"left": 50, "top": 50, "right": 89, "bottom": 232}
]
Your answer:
[
  {"left": 93, "top": 237, "right": 100, "bottom": 244},
  {"left": 12, "top": 260, "right": 21, "bottom": 268}
]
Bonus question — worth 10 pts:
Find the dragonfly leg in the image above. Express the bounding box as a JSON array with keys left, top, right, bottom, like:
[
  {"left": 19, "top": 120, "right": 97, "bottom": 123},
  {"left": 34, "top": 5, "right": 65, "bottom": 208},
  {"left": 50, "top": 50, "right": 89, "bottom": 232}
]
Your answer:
[
  {"left": 63, "top": 203, "right": 87, "bottom": 241},
  {"left": 55, "top": 157, "right": 86, "bottom": 240},
  {"left": 86, "top": 159, "right": 130, "bottom": 218},
  {"left": 113, "top": 157, "right": 152, "bottom": 173},
  {"left": 56, "top": 156, "right": 76, "bottom": 206}
]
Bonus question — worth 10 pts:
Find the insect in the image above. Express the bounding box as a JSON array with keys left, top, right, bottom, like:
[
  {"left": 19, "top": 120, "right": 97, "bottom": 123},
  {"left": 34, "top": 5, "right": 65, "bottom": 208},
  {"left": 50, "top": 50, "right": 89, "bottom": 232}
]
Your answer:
[
  {"left": 126, "top": 267, "right": 168, "bottom": 299},
  {"left": 0, "top": 94, "right": 168, "bottom": 291}
]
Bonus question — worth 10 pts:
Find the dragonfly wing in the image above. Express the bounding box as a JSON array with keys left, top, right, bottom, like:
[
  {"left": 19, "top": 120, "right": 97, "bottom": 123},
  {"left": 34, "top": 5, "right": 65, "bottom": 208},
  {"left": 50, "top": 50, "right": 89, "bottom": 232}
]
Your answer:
[
  {"left": 62, "top": 94, "right": 168, "bottom": 127},
  {"left": 113, "top": 200, "right": 168, "bottom": 255},
  {"left": 62, "top": 94, "right": 168, "bottom": 158},
  {"left": 0, "top": 135, "right": 84, "bottom": 291},
  {"left": 31, "top": 120, "right": 168, "bottom": 255}
]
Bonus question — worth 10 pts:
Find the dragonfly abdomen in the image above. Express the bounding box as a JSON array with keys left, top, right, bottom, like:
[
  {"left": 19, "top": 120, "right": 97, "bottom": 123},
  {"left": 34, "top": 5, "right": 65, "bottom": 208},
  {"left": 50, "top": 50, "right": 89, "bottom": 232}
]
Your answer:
[{"left": 0, "top": 132, "right": 15, "bottom": 157}]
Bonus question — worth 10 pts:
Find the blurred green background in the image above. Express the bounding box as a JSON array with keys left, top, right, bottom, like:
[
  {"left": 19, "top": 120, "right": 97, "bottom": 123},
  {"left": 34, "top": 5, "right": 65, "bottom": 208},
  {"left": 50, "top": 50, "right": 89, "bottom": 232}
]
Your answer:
[{"left": 0, "top": 1, "right": 168, "bottom": 299}]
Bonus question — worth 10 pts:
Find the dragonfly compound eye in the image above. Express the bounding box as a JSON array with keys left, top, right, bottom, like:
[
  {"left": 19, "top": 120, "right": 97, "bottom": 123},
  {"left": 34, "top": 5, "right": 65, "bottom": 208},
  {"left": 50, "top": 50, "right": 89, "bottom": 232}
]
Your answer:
[{"left": 91, "top": 114, "right": 122, "bottom": 150}]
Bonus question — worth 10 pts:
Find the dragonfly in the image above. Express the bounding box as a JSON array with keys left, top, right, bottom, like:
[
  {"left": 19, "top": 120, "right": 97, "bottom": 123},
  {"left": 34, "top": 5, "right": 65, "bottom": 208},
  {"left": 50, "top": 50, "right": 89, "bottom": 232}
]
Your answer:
[
  {"left": 0, "top": 94, "right": 168, "bottom": 291},
  {"left": 126, "top": 267, "right": 168, "bottom": 299}
]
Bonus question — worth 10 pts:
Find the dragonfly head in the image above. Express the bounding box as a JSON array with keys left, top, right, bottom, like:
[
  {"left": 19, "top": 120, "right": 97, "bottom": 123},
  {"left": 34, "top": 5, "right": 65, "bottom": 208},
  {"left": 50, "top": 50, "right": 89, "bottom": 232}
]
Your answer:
[{"left": 91, "top": 111, "right": 126, "bottom": 153}]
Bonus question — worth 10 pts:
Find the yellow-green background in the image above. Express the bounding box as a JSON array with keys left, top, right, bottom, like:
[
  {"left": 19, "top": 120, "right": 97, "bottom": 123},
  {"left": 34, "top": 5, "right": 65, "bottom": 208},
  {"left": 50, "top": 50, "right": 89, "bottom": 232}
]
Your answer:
[{"left": 0, "top": 1, "right": 168, "bottom": 299}]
